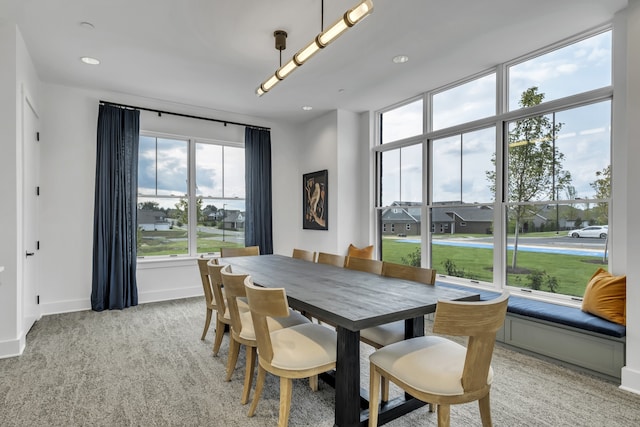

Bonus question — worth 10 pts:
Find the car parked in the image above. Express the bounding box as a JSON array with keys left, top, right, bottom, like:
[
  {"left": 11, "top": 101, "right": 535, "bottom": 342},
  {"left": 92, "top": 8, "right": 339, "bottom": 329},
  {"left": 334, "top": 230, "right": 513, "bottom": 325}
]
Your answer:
[{"left": 567, "top": 225, "right": 608, "bottom": 239}]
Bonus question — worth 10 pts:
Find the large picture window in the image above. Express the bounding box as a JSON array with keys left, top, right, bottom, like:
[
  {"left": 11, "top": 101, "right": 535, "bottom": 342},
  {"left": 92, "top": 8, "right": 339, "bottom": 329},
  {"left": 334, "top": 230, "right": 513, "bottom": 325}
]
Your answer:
[
  {"left": 376, "top": 29, "right": 612, "bottom": 302},
  {"left": 137, "top": 134, "right": 245, "bottom": 257}
]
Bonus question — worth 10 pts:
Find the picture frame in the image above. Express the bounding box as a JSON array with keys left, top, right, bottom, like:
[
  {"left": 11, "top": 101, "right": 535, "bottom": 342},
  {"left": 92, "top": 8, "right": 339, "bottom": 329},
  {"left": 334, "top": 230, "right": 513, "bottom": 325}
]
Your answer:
[{"left": 303, "top": 169, "right": 328, "bottom": 230}]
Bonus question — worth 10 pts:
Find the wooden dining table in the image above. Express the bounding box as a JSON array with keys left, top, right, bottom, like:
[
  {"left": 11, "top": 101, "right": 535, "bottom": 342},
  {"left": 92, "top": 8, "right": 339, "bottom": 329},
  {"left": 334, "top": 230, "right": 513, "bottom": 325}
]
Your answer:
[{"left": 220, "top": 254, "right": 480, "bottom": 427}]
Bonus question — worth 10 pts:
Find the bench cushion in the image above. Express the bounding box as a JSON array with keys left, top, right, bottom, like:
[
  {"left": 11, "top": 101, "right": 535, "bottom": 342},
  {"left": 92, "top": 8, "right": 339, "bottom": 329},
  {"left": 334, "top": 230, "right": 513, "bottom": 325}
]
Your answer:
[{"left": 436, "top": 282, "right": 626, "bottom": 338}]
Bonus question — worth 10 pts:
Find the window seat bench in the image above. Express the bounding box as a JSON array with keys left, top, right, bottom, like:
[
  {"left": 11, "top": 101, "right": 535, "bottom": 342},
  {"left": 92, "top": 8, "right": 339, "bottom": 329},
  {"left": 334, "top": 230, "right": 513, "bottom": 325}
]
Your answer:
[{"left": 436, "top": 282, "right": 626, "bottom": 380}]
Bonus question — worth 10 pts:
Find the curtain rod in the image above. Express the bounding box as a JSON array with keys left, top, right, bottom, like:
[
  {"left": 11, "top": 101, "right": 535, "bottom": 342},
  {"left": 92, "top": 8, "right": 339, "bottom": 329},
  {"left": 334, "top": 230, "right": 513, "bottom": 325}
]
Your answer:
[{"left": 99, "top": 100, "right": 271, "bottom": 131}]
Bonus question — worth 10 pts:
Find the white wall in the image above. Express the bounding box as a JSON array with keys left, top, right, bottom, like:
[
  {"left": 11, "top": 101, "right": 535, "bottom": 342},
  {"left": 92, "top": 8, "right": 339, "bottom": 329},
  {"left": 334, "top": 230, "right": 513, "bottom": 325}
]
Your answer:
[
  {"left": 0, "top": 23, "right": 41, "bottom": 357},
  {"left": 620, "top": 0, "right": 640, "bottom": 394}
]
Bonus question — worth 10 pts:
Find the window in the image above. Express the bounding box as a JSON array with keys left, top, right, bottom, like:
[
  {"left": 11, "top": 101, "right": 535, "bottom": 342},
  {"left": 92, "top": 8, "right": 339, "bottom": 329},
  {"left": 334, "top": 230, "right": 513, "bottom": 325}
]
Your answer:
[
  {"left": 381, "top": 98, "right": 423, "bottom": 144},
  {"left": 376, "top": 29, "right": 612, "bottom": 302},
  {"left": 432, "top": 73, "right": 496, "bottom": 131},
  {"left": 137, "top": 134, "right": 245, "bottom": 257}
]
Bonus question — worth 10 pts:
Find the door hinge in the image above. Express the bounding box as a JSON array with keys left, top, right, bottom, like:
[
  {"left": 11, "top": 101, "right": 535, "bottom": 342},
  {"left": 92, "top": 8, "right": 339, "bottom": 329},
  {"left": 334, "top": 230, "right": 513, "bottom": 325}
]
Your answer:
[
  {"left": 37, "top": 241, "right": 40, "bottom": 250},
  {"left": 37, "top": 295, "right": 40, "bottom": 305},
  {"left": 36, "top": 132, "right": 40, "bottom": 141},
  {"left": 36, "top": 186, "right": 40, "bottom": 196}
]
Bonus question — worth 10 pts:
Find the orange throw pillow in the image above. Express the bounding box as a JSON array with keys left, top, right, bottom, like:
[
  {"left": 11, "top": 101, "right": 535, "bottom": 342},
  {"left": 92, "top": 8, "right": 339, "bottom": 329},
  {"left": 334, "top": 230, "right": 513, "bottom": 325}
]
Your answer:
[
  {"left": 581, "top": 268, "right": 626, "bottom": 325},
  {"left": 347, "top": 244, "right": 374, "bottom": 260}
]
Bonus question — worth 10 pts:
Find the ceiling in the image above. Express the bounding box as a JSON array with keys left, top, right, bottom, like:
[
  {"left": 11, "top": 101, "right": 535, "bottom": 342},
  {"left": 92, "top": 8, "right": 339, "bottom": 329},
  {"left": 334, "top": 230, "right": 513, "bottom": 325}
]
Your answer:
[{"left": 1, "top": 0, "right": 629, "bottom": 124}]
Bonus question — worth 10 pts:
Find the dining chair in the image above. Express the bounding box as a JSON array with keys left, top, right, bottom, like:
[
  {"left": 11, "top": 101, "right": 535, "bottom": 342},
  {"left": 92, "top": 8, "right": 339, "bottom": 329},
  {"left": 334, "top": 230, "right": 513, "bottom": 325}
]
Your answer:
[
  {"left": 220, "top": 245, "right": 260, "bottom": 257},
  {"left": 292, "top": 248, "right": 316, "bottom": 262},
  {"left": 360, "top": 261, "right": 438, "bottom": 401},
  {"left": 368, "top": 292, "right": 509, "bottom": 427},
  {"left": 245, "top": 278, "right": 338, "bottom": 427},
  {"left": 316, "top": 252, "right": 346, "bottom": 268},
  {"left": 197, "top": 257, "right": 218, "bottom": 340},
  {"left": 206, "top": 260, "right": 250, "bottom": 356},
  {"left": 344, "top": 256, "right": 383, "bottom": 274},
  {"left": 360, "top": 262, "right": 437, "bottom": 348},
  {"left": 220, "top": 266, "right": 310, "bottom": 405}
]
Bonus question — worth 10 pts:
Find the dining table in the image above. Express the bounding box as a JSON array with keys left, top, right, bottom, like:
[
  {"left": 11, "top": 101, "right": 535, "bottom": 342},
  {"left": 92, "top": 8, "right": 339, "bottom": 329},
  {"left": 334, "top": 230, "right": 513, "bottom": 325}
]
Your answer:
[{"left": 220, "top": 254, "right": 480, "bottom": 427}]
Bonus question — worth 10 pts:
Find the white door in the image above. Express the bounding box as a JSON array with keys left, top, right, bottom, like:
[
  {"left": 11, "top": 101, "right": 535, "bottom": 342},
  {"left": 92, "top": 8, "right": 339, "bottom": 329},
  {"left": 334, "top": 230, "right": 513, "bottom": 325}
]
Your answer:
[{"left": 22, "top": 94, "right": 40, "bottom": 333}]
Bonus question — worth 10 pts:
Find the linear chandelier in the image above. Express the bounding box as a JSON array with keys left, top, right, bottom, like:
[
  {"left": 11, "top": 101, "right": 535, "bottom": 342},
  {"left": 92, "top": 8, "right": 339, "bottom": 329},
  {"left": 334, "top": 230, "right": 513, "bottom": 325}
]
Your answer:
[{"left": 256, "top": 0, "right": 374, "bottom": 96}]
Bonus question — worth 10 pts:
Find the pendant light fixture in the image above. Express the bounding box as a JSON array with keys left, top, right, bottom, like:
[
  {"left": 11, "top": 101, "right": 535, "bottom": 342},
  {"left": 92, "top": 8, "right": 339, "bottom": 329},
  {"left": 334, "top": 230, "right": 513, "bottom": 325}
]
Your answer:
[{"left": 256, "top": 0, "right": 374, "bottom": 96}]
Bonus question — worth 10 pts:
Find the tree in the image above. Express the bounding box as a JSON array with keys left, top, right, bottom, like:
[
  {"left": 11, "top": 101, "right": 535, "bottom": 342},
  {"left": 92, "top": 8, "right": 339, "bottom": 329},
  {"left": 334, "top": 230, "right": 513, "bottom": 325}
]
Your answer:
[
  {"left": 487, "top": 87, "right": 572, "bottom": 269},
  {"left": 590, "top": 165, "right": 610, "bottom": 225},
  {"left": 138, "top": 201, "right": 161, "bottom": 211},
  {"left": 173, "top": 196, "right": 203, "bottom": 226}
]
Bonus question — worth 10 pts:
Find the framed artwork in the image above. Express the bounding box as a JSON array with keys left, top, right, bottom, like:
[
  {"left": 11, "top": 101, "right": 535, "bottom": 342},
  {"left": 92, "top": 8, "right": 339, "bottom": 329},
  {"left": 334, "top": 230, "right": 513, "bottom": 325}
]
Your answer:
[{"left": 303, "top": 169, "right": 328, "bottom": 230}]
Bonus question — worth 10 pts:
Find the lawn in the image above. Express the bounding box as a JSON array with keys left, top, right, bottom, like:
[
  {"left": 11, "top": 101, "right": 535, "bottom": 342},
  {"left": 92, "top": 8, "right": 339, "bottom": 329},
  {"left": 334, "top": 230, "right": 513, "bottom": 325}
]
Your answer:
[{"left": 382, "top": 236, "right": 606, "bottom": 297}]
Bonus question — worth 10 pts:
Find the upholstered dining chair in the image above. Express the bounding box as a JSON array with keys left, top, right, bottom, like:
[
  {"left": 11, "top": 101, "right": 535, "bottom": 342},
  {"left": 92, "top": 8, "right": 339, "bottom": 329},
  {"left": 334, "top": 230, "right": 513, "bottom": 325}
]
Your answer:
[
  {"left": 206, "top": 260, "right": 250, "bottom": 356},
  {"left": 368, "top": 292, "right": 509, "bottom": 427},
  {"left": 344, "top": 256, "right": 383, "bottom": 275},
  {"left": 292, "top": 248, "right": 316, "bottom": 262},
  {"left": 220, "top": 266, "right": 310, "bottom": 405},
  {"left": 245, "top": 278, "right": 338, "bottom": 427},
  {"left": 220, "top": 245, "right": 260, "bottom": 257},
  {"left": 197, "top": 257, "right": 218, "bottom": 340},
  {"left": 316, "top": 252, "right": 346, "bottom": 268},
  {"left": 360, "top": 262, "right": 437, "bottom": 348},
  {"left": 360, "top": 261, "right": 438, "bottom": 401}
]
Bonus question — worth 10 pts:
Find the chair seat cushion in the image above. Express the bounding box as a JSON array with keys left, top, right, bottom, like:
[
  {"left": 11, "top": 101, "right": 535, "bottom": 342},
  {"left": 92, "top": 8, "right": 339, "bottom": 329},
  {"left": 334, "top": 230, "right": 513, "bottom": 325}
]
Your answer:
[
  {"left": 360, "top": 321, "right": 404, "bottom": 347},
  {"left": 269, "top": 323, "right": 337, "bottom": 371},
  {"left": 221, "top": 300, "right": 250, "bottom": 322},
  {"left": 369, "top": 336, "right": 493, "bottom": 396},
  {"left": 239, "top": 309, "right": 310, "bottom": 341}
]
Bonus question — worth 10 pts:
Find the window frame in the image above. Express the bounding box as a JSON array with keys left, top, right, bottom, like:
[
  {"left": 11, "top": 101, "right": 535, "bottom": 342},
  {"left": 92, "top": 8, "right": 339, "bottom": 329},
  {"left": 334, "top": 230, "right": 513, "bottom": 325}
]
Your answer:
[
  {"left": 374, "top": 26, "right": 614, "bottom": 305},
  {"left": 137, "top": 130, "right": 245, "bottom": 259}
]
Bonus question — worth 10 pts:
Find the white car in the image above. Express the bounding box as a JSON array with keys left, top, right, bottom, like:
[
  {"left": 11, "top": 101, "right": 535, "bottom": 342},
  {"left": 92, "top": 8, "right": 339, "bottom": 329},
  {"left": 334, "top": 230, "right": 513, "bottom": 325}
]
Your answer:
[{"left": 567, "top": 225, "right": 608, "bottom": 239}]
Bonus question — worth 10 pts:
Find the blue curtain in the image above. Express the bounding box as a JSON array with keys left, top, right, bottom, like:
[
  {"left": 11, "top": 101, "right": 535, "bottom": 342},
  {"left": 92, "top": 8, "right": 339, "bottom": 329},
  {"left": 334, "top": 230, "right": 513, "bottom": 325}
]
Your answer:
[
  {"left": 244, "top": 127, "right": 273, "bottom": 254},
  {"left": 91, "top": 104, "right": 140, "bottom": 311}
]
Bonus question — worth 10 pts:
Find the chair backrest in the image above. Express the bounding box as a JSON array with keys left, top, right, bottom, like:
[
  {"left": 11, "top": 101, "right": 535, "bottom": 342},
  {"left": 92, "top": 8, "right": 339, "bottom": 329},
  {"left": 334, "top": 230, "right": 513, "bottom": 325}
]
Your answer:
[
  {"left": 220, "top": 246, "right": 260, "bottom": 257},
  {"left": 220, "top": 265, "right": 251, "bottom": 337},
  {"left": 292, "top": 248, "right": 316, "bottom": 262},
  {"left": 197, "top": 257, "right": 215, "bottom": 306},
  {"left": 433, "top": 292, "right": 509, "bottom": 392},
  {"left": 316, "top": 252, "right": 346, "bottom": 268},
  {"left": 345, "top": 256, "right": 383, "bottom": 274},
  {"left": 381, "top": 261, "right": 436, "bottom": 285},
  {"left": 244, "top": 278, "right": 290, "bottom": 364},
  {"left": 207, "top": 260, "right": 227, "bottom": 315}
]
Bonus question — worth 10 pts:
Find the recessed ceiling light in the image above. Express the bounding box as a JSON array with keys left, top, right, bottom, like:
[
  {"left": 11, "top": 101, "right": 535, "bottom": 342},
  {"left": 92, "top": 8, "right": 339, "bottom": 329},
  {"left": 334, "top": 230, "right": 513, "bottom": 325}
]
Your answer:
[
  {"left": 80, "top": 21, "right": 95, "bottom": 30},
  {"left": 302, "top": 106, "right": 313, "bottom": 111},
  {"left": 81, "top": 56, "right": 100, "bottom": 65},
  {"left": 392, "top": 55, "right": 409, "bottom": 64}
]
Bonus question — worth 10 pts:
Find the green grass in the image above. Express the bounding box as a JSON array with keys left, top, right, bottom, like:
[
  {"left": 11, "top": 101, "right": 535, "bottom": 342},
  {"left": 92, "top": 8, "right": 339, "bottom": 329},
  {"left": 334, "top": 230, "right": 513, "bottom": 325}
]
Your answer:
[
  {"left": 137, "top": 228, "right": 243, "bottom": 257},
  {"left": 382, "top": 236, "right": 606, "bottom": 297}
]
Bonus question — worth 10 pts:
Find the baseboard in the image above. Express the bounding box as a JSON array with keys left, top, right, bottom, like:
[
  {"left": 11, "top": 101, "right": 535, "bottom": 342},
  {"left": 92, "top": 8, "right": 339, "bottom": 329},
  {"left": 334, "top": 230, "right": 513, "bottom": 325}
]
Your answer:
[
  {"left": 0, "top": 335, "right": 25, "bottom": 359},
  {"left": 138, "top": 286, "right": 202, "bottom": 304},
  {"left": 621, "top": 367, "right": 640, "bottom": 394},
  {"left": 41, "top": 298, "right": 91, "bottom": 315}
]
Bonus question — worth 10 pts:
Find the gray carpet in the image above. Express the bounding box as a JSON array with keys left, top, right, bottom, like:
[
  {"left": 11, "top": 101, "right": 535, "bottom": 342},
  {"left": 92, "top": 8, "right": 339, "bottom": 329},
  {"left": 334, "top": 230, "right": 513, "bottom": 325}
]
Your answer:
[{"left": 1, "top": 297, "right": 639, "bottom": 426}]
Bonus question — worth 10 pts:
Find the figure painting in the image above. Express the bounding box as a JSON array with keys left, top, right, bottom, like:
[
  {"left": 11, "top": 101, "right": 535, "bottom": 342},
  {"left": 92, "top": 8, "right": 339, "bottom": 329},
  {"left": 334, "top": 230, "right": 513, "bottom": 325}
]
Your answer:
[{"left": 303, "top": 170, "right": 328, "bottom": 230}]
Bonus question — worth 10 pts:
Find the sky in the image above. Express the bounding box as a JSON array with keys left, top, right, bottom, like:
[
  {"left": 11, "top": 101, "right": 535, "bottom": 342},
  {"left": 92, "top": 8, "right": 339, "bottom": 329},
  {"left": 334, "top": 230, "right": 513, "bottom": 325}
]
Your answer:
[{"left": 380, "top": 30, "right": 612, "bottom": 207}]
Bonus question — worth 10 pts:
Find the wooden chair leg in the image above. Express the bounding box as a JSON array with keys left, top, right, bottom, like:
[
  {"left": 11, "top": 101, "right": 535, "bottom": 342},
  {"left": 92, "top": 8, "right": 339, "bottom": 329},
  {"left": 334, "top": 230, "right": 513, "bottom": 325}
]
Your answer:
[
  {"left": 309, "top": 374, "right": 318, "bottom": 392},
  {"left": 201, "top": 308, "right": 212, "bottom": 340},
  {"left": 241, "top": 346, "right": 257, "bottom": 405},
  {"left": 478, "top": 393, "right": 492, "bottom": 427},
  {"left": 381, "top": 376, "right": 389, "bottom": 402},
  {"left": 212, "top": 318, "right": 225, "bottom": 356},
  {"left": 279, "top": 377, "right": 293, "bottom": 427},
  {"left": 368, "top": 363, "right": 380, "bottom": 427},
  {"left": 248, "top": 365, "right": 266, "bottom": 417},
  {"left": 429, "top": 403, "right": 435, "bottom": 412},
  {"left": 437, "top": 403, "right": 450, "bottom": 427},
  {"left": 226, "top": 338, "right": 240, "bottom": 381}
]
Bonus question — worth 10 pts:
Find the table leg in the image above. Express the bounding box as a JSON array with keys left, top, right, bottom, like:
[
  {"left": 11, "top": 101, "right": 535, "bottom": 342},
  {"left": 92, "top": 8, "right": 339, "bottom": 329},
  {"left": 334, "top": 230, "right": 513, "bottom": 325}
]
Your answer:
[{"left": 335, "top": 326, "right": 361, "bottom": 427}]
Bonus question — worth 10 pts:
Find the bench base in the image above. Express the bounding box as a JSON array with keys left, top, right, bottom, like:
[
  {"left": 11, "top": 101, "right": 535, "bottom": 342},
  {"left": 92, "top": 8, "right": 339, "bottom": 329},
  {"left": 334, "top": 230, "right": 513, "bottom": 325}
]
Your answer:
[{"left": 498, "top": 312, "right": 625, "bottom": 381}]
